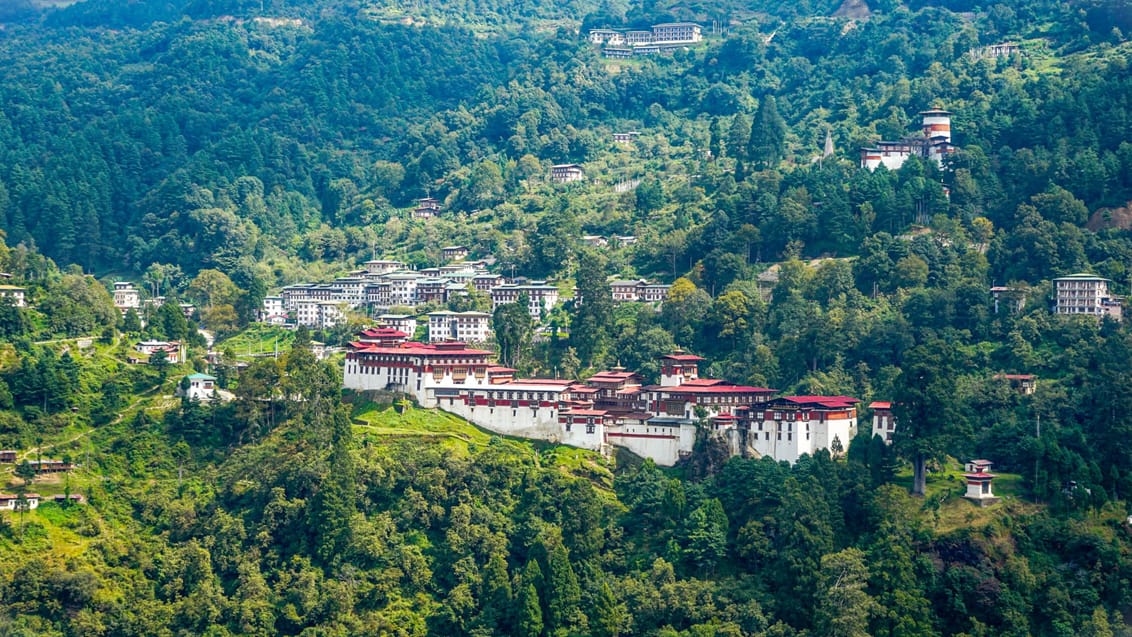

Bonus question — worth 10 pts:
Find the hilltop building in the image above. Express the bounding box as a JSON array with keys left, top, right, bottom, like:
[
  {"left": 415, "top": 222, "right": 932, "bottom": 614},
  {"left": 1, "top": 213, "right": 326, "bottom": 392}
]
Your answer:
[
  {"left": 428, "top": 311, "right": 493, "bottom": 343},
  {"left": 861, "top": 109, "right": 957, "bottom": 171},
  {"left": 343, "top": 338, "right": 857, "bottom": 466},
  {"left": 590, "top": 22, "right": 703, "bottom": 57},
  {"left": 1053, "top": 273, "right": 1122, "bottom": 320}
]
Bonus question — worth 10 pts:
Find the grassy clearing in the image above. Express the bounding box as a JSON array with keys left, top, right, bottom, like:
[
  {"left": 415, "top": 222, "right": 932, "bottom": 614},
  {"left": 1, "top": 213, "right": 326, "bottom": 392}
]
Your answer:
[
  {"left": 215, "top": 325, "right": 295, "bottom": 359},
  {"left": 350, "top": 400, "right": 615, "bottom": 487}
]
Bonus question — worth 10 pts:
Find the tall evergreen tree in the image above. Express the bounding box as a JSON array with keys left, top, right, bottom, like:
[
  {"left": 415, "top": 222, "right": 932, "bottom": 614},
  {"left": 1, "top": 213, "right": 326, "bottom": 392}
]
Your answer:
[
  {"left": 571, "top": 250, "right": 614, "bottom": 369},
  {"left": 748, "top": 96, "right": 788, "bottom": 168}
]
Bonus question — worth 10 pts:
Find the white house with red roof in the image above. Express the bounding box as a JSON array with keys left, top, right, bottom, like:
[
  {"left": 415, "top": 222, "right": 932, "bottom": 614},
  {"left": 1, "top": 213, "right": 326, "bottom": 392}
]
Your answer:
[
  {"left": 739, "top": 395, "right": 859, "bottom": 463},
  {"left": 343, "top": 341, "right": 495, "bottom": 407},
  {"left": 869, "top": 401, "right": 895, "bottom": 443}
]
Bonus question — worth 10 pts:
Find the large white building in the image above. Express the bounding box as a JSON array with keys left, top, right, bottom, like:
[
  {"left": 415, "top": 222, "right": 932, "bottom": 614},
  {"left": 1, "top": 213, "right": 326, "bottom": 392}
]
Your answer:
[
  {"left": 295, "top": 299, "right": 345, "bottom": 329},
  {"left": 1053, "top": 273, "right": 1122, "bottom": 320},
  {"left": 491, "top": 282, "right": 560, "bottom": 320},
  {"left": 113, "top": 282, "right": 141, "bottom": 315},
  {"left": 428, "top": 311, "right": 493, "bottom": 343}
]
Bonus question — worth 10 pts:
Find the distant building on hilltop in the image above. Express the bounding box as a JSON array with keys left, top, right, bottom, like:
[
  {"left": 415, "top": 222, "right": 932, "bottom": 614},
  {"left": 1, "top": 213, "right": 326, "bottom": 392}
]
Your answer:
[
  {"left": 0, "top": 285, "right": 27, "bottom": 308},
  {"left": 861, "top": 109, "right": 957, "bottom": 171},
  {"left": 590, "top": 22, "right": 703, "bottom": 57},
  {"left": 1053, "top": 273, "right": 1122, "bottom": 320},
  {"left": 412, "top": 197, "right": 441, "bottom": 219}
]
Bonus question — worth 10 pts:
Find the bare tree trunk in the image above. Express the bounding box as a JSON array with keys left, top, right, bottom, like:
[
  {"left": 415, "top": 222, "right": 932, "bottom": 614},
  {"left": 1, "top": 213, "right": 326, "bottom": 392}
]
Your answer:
[{"left": 913, "top": 453, "right": 927, "bottom": 496}]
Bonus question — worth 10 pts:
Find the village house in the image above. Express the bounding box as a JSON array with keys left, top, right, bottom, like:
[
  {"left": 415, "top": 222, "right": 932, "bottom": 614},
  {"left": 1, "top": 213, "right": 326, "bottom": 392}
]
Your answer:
[
  {"left": 132, "top": 340, "right": 184, "bottom": 364},
  {"left": 29, "top": 459, "right": 73, "bottom": 474},
  {"left": 113, "top": 281, "right": 141, "bottom": 315},
  {"left": 613, "top": 131, "right": 640, "bottom": 143},
  {"left": 0, "top": 285, "right": 27, "bottom": 307},
  {"left": 441, "top": 246, "right": 469, "bottom": 262},
  {"left": 177, "top": 372, "right": 218, "bottom": 401},
  {"left": 363, "top": 259, "right": 406, "bottom": 276},
  {"left": 0, "top": 493, "right": 39, "bottom": 511},
  {"left": 1053, "top": 273, "right": 1122, "bottom": 320},
  {"left": 428, "top": 311, "right": 493, "bottom": 343},
  {"left": 993, "top": 373, "right": 1037, "bottom": 395},
  {"left": 412, "top": 197, "right": 441, "bottom": 219},
  {"left": 473, "top": 273, "right": 505, "bottom": 293},
  {"left": 0, "top": 450, "right": 17, "bottom": 463},
  {"left": 861, "top": 109, "right": 957, "bottom": 171},
  {"left": 550, "top": 164, "right": 586, "bottom": 183}
]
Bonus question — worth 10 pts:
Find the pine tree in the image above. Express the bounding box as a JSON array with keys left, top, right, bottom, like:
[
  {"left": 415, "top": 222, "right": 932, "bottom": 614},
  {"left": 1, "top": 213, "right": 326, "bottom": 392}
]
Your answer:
[
  {"left": 748, "top": 96, "right": 788, "bottom": 168},
  {"left": 571, "top": 250, "right": 614, "bottom": 369}
]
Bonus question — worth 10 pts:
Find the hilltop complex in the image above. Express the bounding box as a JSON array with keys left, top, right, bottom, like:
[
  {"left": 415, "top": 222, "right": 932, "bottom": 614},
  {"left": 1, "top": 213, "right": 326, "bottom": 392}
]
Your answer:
[
  {"left": 860, "top": 109, "right": 957, "bottom": 170},
  {"left": 343, "top": 334, "right": 860, "bottom": 466}
]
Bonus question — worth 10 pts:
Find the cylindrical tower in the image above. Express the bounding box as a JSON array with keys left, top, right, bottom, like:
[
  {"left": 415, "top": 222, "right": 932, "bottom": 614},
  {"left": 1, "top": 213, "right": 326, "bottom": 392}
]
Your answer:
[{"left": 920, "top": 109, "right": 952, "bottom": 143}]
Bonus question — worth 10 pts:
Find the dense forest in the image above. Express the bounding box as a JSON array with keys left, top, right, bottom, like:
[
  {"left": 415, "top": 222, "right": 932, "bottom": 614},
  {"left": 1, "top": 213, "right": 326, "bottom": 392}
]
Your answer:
[{"left": 2, "top": 0, "right": 1132, "bottom": 634}]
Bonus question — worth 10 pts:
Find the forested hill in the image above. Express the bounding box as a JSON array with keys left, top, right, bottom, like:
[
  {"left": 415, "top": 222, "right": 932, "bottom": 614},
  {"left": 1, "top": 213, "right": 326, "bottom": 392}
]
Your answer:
[{"left": 0, "top": 0, "right": 1130, "bottom": 282}]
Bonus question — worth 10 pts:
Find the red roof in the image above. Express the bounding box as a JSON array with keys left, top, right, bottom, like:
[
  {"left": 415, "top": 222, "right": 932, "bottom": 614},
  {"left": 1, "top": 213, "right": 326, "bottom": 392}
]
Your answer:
[
  {"left": 680, "top": 378, "right": 729, "bottom": 387},
  {"left": 964, "top": 472, "right": 996, "bottom": 480},
  {"left": 868, "top": 401, "right": 892, "bottom": 409},
  {"left": 667, "top": 384, "right": 777, "bottom": 394},
  {"left": 563, "top": 409, "right": 610, "bottom": 416},
  {"left": 994, "top": 374, "right": 1035, "bottom": 381},
  {"left": 588, "top": 371, "right": 641, "bottom": 382},
  {"left": 350, "top": 341, "right": 493, "bottom": 356},
  {"left": 486, "top": 366, "right": 517, "bottom": 373},
  {"left": 661, "top": 353, "right": 705, "bottom": 362},
  {"left": 781, "top": 395, "right": 859, "bottom": 408},
  {"left": 358, "top": 327, "right": 409, "bottom": 338}
]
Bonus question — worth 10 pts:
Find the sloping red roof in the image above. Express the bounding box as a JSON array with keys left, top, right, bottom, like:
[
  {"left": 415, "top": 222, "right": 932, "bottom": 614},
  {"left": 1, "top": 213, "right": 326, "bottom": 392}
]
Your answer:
[
  {"left": 661, "top": 353, "right": 706, "bottom": 362},
  {"left": 563, "top": 409, "right": 610, "bottom": 416},
  {"left": 868, "top": 401, "right": 892, "bottom": 409},
  {"left": 351, "top": 341, "right": 493, "bottom": 356},
  {"left": 780, "top": 395, "right": 860, "bottom": 408}
]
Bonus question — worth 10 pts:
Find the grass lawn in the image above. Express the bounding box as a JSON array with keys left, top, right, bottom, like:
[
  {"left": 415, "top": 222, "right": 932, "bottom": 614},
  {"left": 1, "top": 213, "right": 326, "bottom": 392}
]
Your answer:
[{"left": 893, "top": 457, "right": 1038, "bottom": 533}]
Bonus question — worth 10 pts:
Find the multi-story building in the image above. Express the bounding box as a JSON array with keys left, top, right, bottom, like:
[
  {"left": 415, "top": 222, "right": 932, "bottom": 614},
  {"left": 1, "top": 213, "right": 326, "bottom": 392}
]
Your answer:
[
  {"left": 739, "top": 395, "right": 859, "bottom": 463},
  {"left": 491, "top": 282, "right": 560, "bottom": 320},
  {"left": 868, "top": 401, "right": 895, "bottom": 443},
  {"left": 473, "top": 273, "right": 505, "bottom": 293},
  {"left": 331, "top": 277, "right": 367, "bottom": 308},
  {"left": 413, "top": 197, "right": 441, "bottom": 219},
  {"left": 442, "top": 246, "right": 469, "bottom": 262},
  {"left": 376, "top": 314, "right": 417, "bottom": 336},
  {"left": 861, "top": 109, "right": 957, "bottom": 171},
  {"left": 295, "top": 299, "right": 345, "bottom": 329},
  {"left": 363, "top": 259, "right": 405, "bottom": 276},
  {"left": 651, "top": 22, "right": 702, "bottom": 43},
  {"left": 113, "top": 282, "right": 141, "bottom": 314},
  {"left": 610, "top": 279, "right": 672, "bottom": 303},
  {"left": 550, "top": 164, "right": 585, "bottom": 183},
  {"left": 428, "top": 311, "right": 493, "bottom": 343},
  {"left": 259, "top": 296, "right": 287, "bottom": 324},
  {"left": 343, "top": 341, "right": 496, "bottom": 407},
  {"left": 1053, "top": 273, "right": 1122, "bottom": 320}
]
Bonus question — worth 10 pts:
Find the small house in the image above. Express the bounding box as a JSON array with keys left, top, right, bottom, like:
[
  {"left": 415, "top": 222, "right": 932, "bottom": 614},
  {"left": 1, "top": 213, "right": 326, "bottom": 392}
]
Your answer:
[
  {"left": 0, "top": 285, "right": 27, "bottom": 307},
  {"left": 178, "top": 373, "right": 218, "bottom": 401}
]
